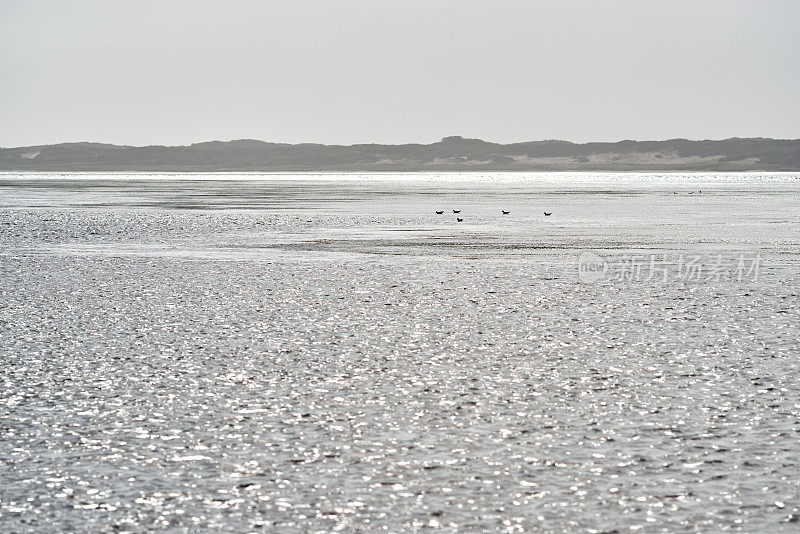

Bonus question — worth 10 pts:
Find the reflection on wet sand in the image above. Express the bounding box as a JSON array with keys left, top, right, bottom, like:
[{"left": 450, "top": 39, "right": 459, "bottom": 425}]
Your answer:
[{"left": 1, "top": 172, "right": 799, "bottom": 531}]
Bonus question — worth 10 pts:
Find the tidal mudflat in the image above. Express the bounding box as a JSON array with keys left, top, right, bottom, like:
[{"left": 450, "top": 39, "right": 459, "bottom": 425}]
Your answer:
[{"left": 1, "top": 172, "right": 799, "bottom": 532}]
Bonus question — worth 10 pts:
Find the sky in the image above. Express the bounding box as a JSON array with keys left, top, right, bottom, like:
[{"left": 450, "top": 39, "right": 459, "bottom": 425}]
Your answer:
[{"left": 1, "top": 0, "right": 799, "bottom": 147}]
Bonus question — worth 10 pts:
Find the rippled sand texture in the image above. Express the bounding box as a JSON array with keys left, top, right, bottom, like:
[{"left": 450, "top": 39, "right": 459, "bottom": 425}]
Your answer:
[{"left": 1, "top": 172, "right": 799, "bottom": 532}]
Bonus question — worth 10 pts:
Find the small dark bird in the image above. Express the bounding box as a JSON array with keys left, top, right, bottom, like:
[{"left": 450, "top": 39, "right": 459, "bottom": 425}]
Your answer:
[
  {"left": 502, "top": 210, "right": 510, "bottom": 215},
  {"left": 453, "top": 210, "right": 461, "bottom": 214},
  {"left": 456, "top": 217, "right": 463, "bottom": 222},
  {"left": 544, "top": 212, "right": 552, "bottom": 216},
  {"left": 435, "top": 210, "right": 444, "bottom": 214}
]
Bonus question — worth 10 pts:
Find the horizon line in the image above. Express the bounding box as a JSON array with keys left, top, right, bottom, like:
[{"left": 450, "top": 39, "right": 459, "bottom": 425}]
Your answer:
[{"left": 4, "top": 135, "right": 800, "bottom": 150}]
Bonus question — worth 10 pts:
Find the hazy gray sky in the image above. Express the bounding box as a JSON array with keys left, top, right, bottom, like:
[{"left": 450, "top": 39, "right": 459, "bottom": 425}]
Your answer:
[{"left": 2, "top": 0, "right": 799, "bottom": 147}]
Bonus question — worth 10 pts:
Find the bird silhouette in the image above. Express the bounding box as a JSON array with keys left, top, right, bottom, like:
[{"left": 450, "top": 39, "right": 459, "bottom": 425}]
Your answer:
[
  {"left": 502, "top": 210, "right": 510, "bottom": 215},
  {"left": 435, "top": 210, "right": 444, "bottom": 214},
  {"left": 453, "top": 210, "right": 461, "bottom": 214},
  {"left": 456, "top": 217, "right": 463, "bottom": 222},
  {"left": 544, "top": 212, "right": 552, "bottom": 216}
]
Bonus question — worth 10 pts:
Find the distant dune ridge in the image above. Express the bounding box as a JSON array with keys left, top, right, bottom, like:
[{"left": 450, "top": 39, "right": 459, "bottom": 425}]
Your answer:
[{"left": 1, "top": 136, "right": 799, "bottom": 171}]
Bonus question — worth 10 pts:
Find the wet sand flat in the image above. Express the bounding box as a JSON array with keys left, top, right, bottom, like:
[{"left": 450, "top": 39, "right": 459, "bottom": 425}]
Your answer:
[{"left": 1, "top": 172, "right": 799, "bottom": 532}]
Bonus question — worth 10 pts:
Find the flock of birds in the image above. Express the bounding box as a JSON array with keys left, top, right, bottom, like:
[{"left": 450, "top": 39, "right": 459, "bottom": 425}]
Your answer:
[
  {"left": 435, "top": 209, "right": 551, "bottom": 222},
  {"left": 433, "top": 191, "right": 701, "bottom": 222}
]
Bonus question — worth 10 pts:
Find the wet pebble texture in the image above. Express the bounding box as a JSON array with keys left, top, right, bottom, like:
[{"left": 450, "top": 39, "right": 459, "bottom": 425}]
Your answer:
[{"left": 1, "top": 173, "right": 799, "bottom": 532}]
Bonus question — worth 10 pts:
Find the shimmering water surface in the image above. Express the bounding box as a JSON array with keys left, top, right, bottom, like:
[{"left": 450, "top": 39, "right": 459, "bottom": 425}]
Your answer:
[{"left": 1, "top": 172, "right": 799, "bottom": 532}]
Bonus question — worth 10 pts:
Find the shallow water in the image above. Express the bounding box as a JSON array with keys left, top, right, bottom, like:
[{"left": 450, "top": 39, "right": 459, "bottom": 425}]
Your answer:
[{"left": 1, "top": 172, "right": 799, "bottom": 532}]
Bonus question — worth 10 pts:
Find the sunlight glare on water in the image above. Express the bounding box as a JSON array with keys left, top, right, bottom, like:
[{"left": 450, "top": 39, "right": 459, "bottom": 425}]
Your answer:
[{"left": 1, "top": 172, "right": 799, "bottom": 532}]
